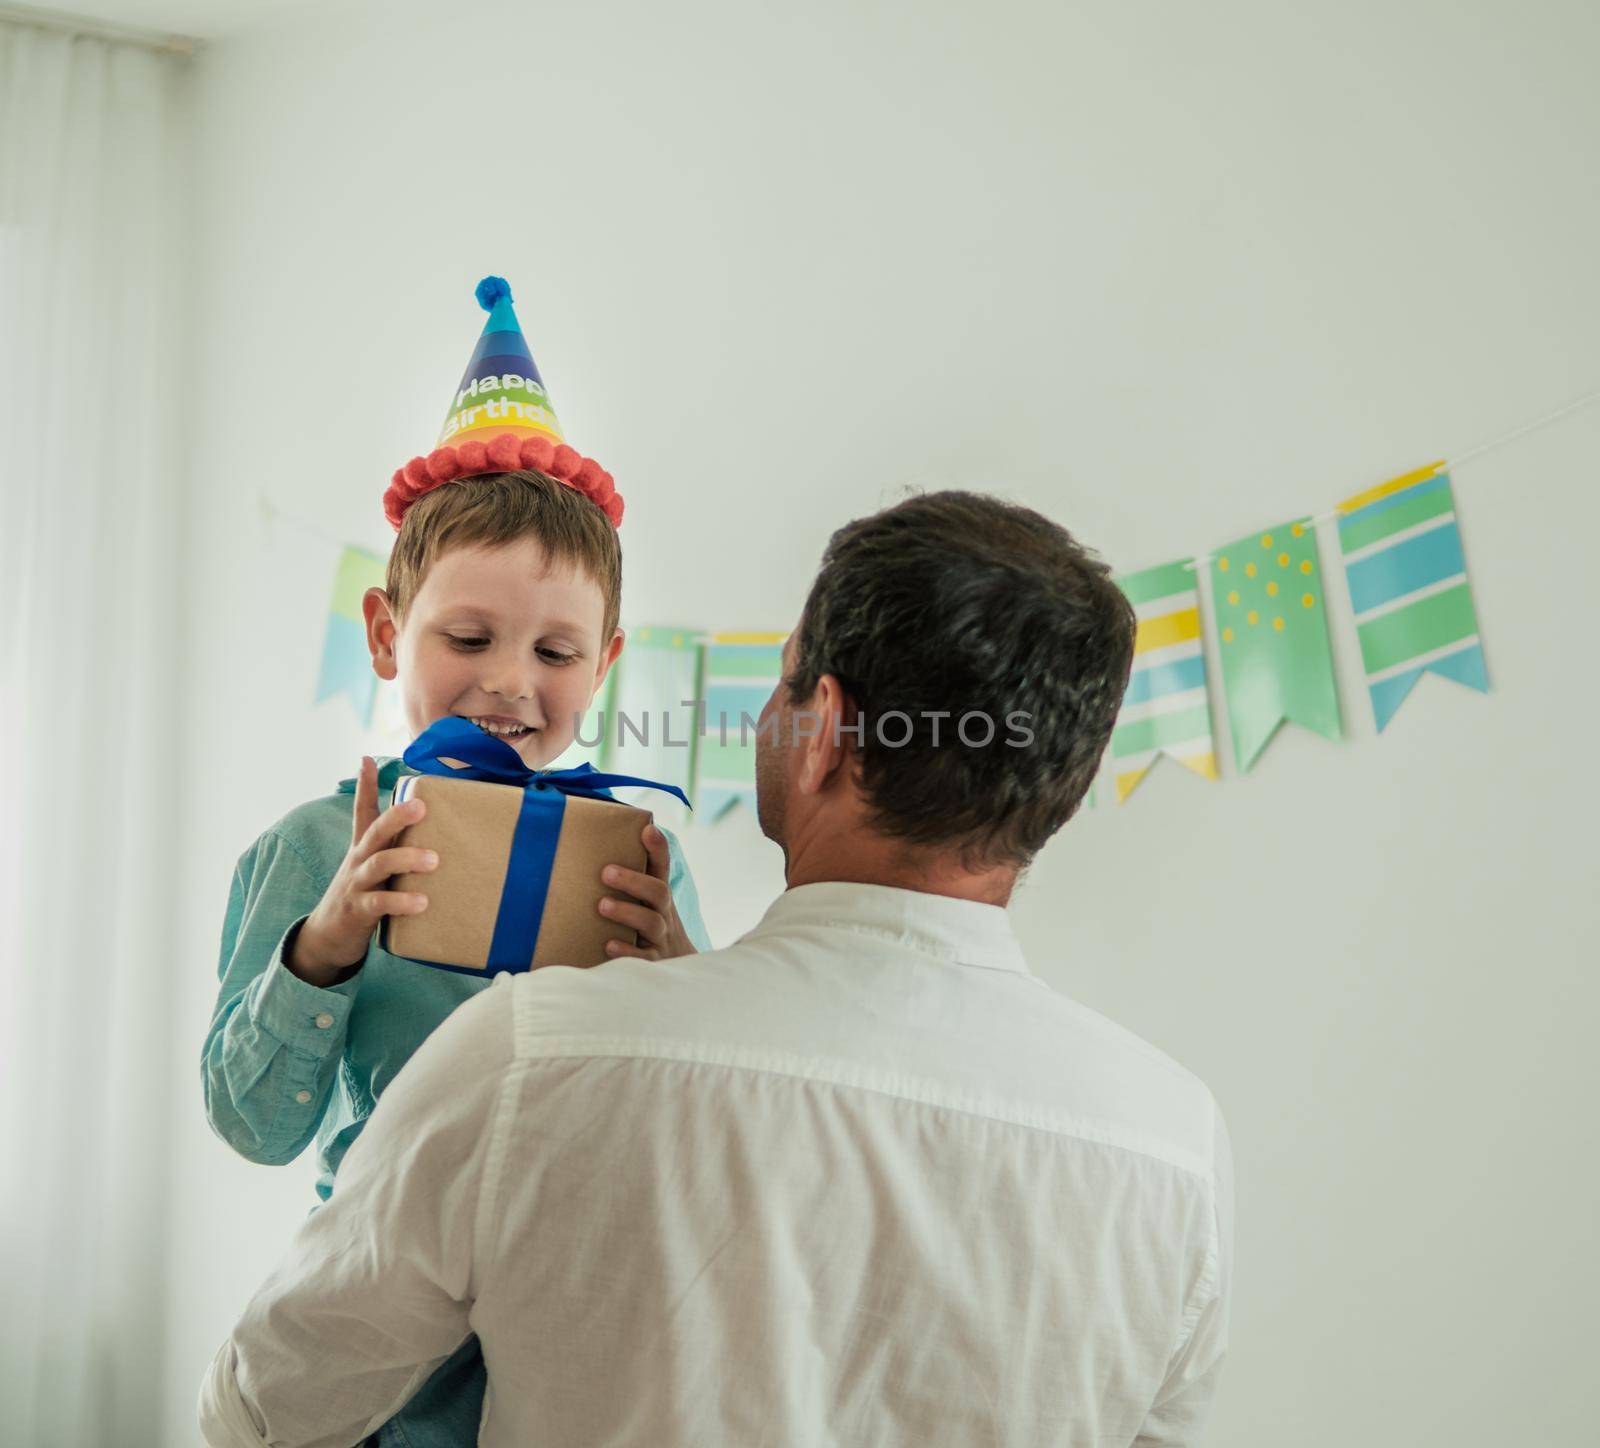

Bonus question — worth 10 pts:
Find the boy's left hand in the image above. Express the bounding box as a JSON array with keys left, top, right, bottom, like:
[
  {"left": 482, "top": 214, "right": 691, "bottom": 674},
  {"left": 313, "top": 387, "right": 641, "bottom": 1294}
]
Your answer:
[{"left": 597, "top": 821, "right": 698, "bottom": 962}]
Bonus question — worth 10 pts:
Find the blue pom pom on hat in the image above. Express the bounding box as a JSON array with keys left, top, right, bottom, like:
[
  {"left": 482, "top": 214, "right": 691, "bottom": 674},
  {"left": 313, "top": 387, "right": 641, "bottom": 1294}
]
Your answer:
[{"left": 474, "top": 275, "right": 512, "bottom": 309}]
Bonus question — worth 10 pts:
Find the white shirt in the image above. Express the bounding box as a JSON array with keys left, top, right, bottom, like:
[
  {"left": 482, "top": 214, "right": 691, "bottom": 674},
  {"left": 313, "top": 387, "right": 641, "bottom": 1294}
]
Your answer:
[{"left": 200, "top": 882, "right": 1233, "bottom": 1447}]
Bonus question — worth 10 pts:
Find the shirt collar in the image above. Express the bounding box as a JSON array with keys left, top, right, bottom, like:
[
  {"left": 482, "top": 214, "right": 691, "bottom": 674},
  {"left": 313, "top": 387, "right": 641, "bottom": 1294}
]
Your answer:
[
  {"left": 335, "top": 756, "right": 414, "bottom": 795},
  {"left": 747, "top": 881, "right": 1031, "bottom": 976}
]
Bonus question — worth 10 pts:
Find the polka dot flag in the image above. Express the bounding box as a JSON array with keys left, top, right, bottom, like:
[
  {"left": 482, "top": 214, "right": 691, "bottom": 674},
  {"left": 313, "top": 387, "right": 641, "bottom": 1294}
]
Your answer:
[{"left": 1210, "top": 518, "right": 1342, "bottom": 771}]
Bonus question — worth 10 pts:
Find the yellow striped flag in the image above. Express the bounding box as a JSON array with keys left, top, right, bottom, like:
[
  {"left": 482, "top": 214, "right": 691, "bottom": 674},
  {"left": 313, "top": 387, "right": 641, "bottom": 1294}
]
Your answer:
[
  {"left": 695, "top": 631, "right": 788, "bottom": 819},
  {"left": 1337, "top": 463, "right": 1488, "bottom": 731},
  {"left": 1108, "top": 559, "right": 1217, "bottom": 802}
]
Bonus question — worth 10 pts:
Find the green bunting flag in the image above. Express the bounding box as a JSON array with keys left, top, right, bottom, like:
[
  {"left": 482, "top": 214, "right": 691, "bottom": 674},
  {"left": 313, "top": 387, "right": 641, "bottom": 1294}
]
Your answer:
[
  {"left": 1211, "top": 519, "right": 1342, "bottom": 771},
  {"left": 1336, "top": 463, "right": 1489, "bottom": 731},
  {"left": 601, "top": 626, "right": 703, "bottom": 818}
]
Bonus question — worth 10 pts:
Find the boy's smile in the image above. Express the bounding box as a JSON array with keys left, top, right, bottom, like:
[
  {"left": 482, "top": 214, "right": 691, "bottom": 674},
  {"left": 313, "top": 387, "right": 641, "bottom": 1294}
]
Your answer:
[{"left": 365, "top": 537, "right": 623, "bottom": 770}]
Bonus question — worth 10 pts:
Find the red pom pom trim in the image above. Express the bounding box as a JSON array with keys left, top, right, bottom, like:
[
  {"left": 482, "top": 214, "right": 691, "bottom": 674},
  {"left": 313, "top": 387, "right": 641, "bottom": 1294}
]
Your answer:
[
  {"left": 546, "top": 445, "right": 580, "bottom": 482},
  {"left": 485, "top": 434, "right": 522, "bottom": 471},
  {"left": 382, "top": 432, "right": 624, "bottom": 532},
  {"left": 519, "top": 436, "right": 554, "bottom": 474}
]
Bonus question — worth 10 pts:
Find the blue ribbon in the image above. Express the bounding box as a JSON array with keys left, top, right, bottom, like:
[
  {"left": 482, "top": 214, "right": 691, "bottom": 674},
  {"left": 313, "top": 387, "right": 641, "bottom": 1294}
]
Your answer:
[{"left": 400, "top": 717, "right": 690, "bottom": 972}]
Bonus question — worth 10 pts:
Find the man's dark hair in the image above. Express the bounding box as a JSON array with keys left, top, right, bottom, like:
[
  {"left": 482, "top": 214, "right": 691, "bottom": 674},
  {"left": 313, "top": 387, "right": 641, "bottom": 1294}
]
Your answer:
[{"left": 787, "top": 490, "right": 1136, "bottom": 869}]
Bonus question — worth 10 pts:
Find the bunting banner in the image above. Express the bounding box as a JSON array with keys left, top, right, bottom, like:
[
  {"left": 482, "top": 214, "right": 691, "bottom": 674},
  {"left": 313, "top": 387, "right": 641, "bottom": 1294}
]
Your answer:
[
  {"left": 1337, "top": 463, "right": 1489, "bottom": 731},
  {"left": 312, "top": 414, "right": 1523, "bottom": 818},
  {"left": 600, "top": 626, "right": 702, "bottom": 822},
  {"left": 696, "top": 631, "right": 787, "bottom": 819},
  {"left": 1211, "top": 519, "right": 1342, "bottom": 771},
  {"left": 1108, "top": 560, "right": 1217, "bottom": 802},
  {"left": 314, "top": 546, "right": 386, "bottom": 725}
]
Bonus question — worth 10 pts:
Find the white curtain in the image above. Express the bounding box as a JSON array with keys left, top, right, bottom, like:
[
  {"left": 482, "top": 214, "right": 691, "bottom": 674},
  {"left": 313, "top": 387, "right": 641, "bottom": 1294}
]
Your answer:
[{"left": 0, "top": 20, "right": 192, "bottom": 1446}]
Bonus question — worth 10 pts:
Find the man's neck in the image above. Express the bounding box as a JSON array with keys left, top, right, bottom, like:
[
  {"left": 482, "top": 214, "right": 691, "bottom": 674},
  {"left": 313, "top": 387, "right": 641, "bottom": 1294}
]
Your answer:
[{"left": 784, "top": 839, "right": 1018, "bottom": 909}]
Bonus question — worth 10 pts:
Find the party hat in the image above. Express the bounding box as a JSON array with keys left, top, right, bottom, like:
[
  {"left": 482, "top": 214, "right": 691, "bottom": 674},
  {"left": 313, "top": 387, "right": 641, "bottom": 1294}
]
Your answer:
[{"left": 384, "top": 276, "right": 621, "bottom": 530}]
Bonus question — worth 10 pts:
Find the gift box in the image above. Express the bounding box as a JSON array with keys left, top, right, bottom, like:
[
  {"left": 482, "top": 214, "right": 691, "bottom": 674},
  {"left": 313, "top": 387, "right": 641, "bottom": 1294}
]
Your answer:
[{"left": 380, "top": 717, "right": 691, "bottom": 974}]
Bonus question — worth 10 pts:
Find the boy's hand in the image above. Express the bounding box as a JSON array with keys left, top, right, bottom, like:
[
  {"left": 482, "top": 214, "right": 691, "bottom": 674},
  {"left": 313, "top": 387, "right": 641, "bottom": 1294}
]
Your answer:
[
  {"left": 597, "top": 821, "right": 698, "bottom": 963},
  {"left": 287, "top": 757, "right": 439, "bottom": 989}
]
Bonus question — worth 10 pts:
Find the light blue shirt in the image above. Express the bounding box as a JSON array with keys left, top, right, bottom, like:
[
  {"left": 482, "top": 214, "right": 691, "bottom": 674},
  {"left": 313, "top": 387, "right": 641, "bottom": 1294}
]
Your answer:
[{"left": 203, "top": 755, "right": 710, "bottom": 1202}]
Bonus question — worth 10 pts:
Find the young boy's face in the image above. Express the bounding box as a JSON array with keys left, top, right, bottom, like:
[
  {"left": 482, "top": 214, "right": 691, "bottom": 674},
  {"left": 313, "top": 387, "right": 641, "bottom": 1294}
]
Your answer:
[{"left": 366, "top": 537, "right": 622, "bottom": 770}]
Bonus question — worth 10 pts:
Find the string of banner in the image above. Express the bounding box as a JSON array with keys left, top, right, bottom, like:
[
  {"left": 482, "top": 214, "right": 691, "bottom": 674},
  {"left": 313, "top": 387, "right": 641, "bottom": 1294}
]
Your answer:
[{"left": 281, "top": 384, "right": 1600, "bottom": 822}]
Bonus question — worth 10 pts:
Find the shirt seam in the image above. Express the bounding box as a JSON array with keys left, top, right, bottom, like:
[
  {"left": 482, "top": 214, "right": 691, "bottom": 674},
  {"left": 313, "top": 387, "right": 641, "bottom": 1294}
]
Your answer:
[
  {"left": 264, "top": 825, "right": 332, "bottom": 894},
  {"left": 775, "top": 916, "right": 1029, "bottom": 974},
  {"left": 1163, "top": 1103, "right": 1225, "bottom": 1385},
  {"left": 511, "top": 1031, "right": 1213, "bottom": 1179}
]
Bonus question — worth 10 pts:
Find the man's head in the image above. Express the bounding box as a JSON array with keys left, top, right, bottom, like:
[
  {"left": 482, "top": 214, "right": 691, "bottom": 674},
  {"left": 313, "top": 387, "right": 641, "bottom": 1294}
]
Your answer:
[
  {"left": 364, "top": 471, "right": 623, "bottom": 768},
  {"left": 755, "top": 490, "right": 1135, "bottom": 889}
]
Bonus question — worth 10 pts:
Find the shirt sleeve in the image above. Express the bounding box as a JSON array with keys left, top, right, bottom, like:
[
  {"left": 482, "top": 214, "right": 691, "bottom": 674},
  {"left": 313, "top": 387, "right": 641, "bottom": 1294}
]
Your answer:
[
  {"left": 1134, "top": 1099, "right": 1236, "bottom": 1445},
  {"left": 201, "top": 830, "right": 365, "bottom": 1166},
  {"left": 198, "top": 977, "right": 517, "bottom": 1448},
  {"left": 660, "top": 824, "right": 713, "bottom": 952}
]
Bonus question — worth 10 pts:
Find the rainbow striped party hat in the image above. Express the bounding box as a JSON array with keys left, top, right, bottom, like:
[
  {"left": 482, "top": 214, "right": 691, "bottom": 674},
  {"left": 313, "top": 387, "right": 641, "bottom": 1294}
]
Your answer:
[{"left": 384, "top": 276, "right": 620, "bottom": 530}]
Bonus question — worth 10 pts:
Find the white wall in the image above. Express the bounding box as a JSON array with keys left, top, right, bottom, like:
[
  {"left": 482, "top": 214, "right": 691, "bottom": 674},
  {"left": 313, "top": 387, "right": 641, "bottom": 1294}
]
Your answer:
[{"left": 165, "top": 1, "right": 1600, "bottom": 1442}]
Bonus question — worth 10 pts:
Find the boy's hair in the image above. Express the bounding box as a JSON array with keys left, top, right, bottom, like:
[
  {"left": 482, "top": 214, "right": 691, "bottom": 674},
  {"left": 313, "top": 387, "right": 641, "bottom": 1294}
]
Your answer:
[
  {"left": 786, "top": 489, "right": 1135, "bottom": 870},
  {"left": 385, "top": 471, "right": 623, "bottom": 640}
]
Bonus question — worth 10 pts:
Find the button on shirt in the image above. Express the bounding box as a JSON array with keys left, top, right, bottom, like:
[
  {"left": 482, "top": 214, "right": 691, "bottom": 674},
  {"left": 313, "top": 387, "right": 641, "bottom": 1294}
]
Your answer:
[
  {"left": 200, "top": 882, "right": 1233, "bottom": 1447},
  {"left": 201, "top": 756, "right": 710, "bottom": 1202}
]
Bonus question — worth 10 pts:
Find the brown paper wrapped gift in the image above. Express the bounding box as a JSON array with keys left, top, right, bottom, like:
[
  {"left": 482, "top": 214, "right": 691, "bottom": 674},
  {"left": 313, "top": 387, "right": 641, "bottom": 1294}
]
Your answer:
[{"left": 380, "top": 771, "right": 650, "bottom": 974}]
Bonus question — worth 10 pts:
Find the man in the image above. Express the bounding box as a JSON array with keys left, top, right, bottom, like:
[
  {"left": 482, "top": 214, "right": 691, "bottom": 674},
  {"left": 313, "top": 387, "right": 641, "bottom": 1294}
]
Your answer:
[{"left": 201, "top": 490, "right": 1234, "bottom": 1447}]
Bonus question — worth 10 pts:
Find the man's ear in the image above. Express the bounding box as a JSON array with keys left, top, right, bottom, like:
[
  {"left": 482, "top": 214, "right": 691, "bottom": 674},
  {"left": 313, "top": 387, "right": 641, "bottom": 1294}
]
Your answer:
[
  {"left": 590, "top": 627, "right": 625, "bottom": 704},
  {"left": 362, "top": 587, "right": 400, "bottom": 682},
  {"left": 795, "top": 672, "right": 854, "bottom": 795}
]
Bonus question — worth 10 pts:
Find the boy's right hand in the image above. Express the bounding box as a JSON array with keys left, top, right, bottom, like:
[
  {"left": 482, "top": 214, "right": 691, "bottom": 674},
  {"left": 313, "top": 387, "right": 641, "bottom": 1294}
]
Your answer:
[{"left": 286, "top": 757, "right": 438, "bottom": 989}]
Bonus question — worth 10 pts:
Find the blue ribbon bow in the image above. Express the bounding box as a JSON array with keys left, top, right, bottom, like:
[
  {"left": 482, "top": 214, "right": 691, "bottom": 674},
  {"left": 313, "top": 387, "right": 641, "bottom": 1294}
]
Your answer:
[
  {"left": 397, "top": 716, "right": 690, "bottom": 972},
  {"left": 403, "top": 715, "right": 692, "bottom": 806}
]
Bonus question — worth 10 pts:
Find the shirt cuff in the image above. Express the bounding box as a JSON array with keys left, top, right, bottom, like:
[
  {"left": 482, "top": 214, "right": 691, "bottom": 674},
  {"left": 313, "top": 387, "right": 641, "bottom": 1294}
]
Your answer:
[{"left": 248, "top": 918, "right": 363, "bottom": 1055}]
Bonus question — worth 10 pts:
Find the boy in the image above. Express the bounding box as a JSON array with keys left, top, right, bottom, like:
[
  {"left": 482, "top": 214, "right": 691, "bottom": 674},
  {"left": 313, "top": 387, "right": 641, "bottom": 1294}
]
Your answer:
[{"left": 204, "top": 280, "right": 708, "bottom": 1446}]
